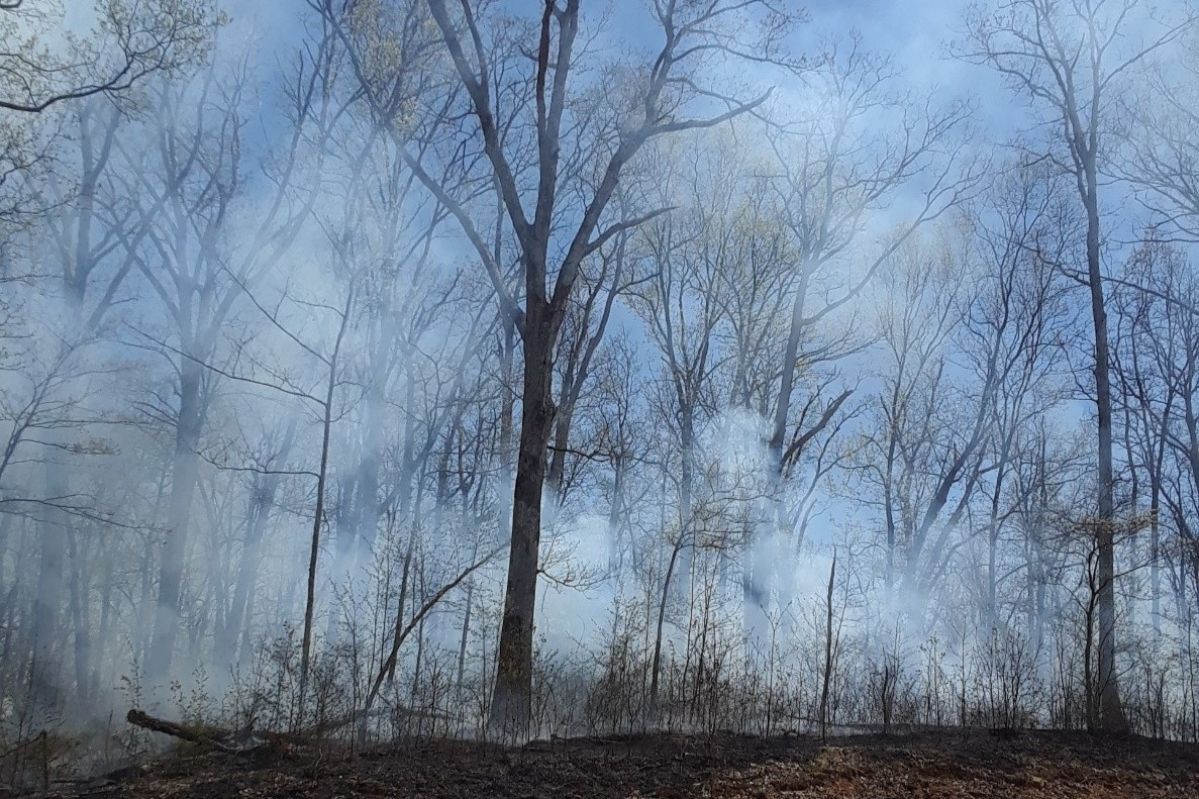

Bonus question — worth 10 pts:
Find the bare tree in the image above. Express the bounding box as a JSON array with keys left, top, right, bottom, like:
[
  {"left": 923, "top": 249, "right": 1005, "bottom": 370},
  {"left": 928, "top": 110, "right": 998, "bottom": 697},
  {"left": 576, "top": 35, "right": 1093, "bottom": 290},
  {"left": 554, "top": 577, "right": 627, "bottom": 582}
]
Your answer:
[
  {"left": 861, "top": 235, "right": 966, "bottom": 600},
  {"left": 751, "top": 41, "right": 976, "bottom": 642},
  {"left": 113, "top": 48, "right": 316, "bottom": 685},
  {"left": 329, "top": 0, "right": 800, "bottom": 735},
  {"left": 960, "top": 0, "right": 1194, "bottom": 732},
  {"left": 1123, "top": 27, "right": 1199, "bottom": 241},
  {"left": 967, "top": 163, "right": 1074, "bottom": 629},
  {"left": 632, "top": 135, "right": 739, "bottom": 615}
]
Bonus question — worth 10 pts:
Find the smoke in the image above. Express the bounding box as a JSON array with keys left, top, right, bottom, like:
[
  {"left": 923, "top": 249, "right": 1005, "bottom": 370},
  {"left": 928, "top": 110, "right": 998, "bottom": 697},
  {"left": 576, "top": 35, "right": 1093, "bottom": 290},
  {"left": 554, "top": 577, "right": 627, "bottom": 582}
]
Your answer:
[{"left": 0, "top": 3, "right": 1197, "bottom": 774}]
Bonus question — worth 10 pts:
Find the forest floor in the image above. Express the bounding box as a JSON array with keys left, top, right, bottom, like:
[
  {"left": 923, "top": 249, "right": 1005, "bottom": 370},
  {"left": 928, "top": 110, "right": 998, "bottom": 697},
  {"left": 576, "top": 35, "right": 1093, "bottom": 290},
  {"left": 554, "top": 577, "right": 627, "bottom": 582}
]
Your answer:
[{"left": 11, "top": 728, "right": 1199, "bottom": 798}]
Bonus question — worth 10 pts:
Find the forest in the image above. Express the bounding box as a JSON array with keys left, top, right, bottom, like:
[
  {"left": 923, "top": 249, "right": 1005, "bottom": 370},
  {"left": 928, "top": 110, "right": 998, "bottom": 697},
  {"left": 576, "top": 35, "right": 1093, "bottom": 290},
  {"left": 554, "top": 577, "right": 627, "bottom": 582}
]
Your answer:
[{"left": 2, "top": 0, "right": 1199, "bottom": 791}]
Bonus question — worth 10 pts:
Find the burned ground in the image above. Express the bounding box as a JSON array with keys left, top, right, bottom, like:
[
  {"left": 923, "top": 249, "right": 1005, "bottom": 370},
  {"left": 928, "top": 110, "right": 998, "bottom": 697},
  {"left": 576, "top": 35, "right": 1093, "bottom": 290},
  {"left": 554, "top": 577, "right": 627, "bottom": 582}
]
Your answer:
[{"left": 13, "top": 730, "right": 1199, "bottom": 798}]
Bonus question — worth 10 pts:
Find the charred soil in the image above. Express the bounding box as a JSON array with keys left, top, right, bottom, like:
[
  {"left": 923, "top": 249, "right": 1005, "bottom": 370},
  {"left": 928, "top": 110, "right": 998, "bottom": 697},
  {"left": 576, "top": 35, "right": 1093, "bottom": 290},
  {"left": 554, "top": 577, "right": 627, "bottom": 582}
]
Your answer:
[{"left": 15, "top": 729, "right": 1199, "bottom": 798}]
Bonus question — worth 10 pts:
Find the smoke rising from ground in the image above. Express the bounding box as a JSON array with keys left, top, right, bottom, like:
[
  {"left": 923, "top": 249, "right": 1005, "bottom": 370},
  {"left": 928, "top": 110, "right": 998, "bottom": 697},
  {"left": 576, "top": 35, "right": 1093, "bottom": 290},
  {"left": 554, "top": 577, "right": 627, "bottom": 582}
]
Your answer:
[{"left": 0, "top": 1, "right": 1198, "bottom": 784}]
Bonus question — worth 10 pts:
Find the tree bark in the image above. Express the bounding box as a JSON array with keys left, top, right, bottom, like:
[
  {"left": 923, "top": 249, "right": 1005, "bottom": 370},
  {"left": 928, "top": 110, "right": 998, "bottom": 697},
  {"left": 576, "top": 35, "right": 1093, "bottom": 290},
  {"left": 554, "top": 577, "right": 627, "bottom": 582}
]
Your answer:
[
  {"left": 488, "top": 318, "right": 555, "bottom": 737},
  {"left": 1083, "top": 160, "right": 1128, "bottom": 734}
]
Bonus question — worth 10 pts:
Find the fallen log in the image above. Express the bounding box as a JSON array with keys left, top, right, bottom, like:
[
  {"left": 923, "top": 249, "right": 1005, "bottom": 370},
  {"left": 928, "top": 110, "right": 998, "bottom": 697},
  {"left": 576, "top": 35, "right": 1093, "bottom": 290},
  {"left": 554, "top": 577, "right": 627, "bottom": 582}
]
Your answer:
[
  {"left": 126, "top": 703, "right": 442, "bottom": 752},
  {"left": 124, "top": 707, "right": 384, "bottom": 752},
  {"left": 125, "top": 709, "right": 259, "bottom": 754}
]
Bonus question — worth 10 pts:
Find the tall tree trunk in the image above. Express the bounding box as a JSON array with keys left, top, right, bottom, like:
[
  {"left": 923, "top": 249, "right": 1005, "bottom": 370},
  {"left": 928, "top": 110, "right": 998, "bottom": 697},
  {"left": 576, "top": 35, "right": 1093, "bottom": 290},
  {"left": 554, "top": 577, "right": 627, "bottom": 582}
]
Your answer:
[
  {"left": 91, "top": 548, "right": 114, "bottom": 703},
  {"left": 754, "top": 282, "right": 810, "bottom": 650},
  {"left": 385, "top": 536, "right": 415, "bottom": 683},
  {"left": 819, "top": 551, "right": 837, "bottom": 741},
  {"left": 217, "top": 460, "right": 285, "bottom": 671},
  {"left": 350, "top": 318, "right": 393, "bottom": 563},
  {"left": 29, "top": 356, "right": 84, "bottom": 720},
  {"left": 986, "top": 437, "right": 1013, "bottom": 631},
  {"left": 144, "top": 359, "right": 203, "bottom": 686},
  {"left": 675, "top": 413, "right": 695, "bottom": 602},
  {"left": 497, "top": 316, "right": 517, "bottom": 533},
  {"left": 299, "top": 359, "right": 338, "bottom": 705},
  {"left": 650, "top": 540, "right": 683, "bottom": 714},
  {"left": 546, "top": 404, "right": 573, "bottom": 498},
  {"left": 1083, "top": 165, "right": 1127, "bottom": 733},
  {"left": 456, "top": 577, "right": 474, "bottom": 694},
  {"left": 607, "top": 455, "right": 624, "bottom": 572},
  {"left": 488, "top": 320, "right": 554, "bottom": 737},
  {"left": 28, "top": 507, "right": 65, "bottom": 722},
  {"left": 353, "top": 403, "right": 383, "bottom": 559},
  {"left": 65, "top": 527, "right": 92, "bottom": 707}
]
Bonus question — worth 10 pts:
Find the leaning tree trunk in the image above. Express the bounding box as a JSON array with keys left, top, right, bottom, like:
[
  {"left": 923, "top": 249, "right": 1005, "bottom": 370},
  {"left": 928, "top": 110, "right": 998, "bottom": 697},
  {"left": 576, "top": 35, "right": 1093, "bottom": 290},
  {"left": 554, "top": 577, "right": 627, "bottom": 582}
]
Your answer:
[{"left": 488, "top": 316, "right": 555, "bottom": 738}]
